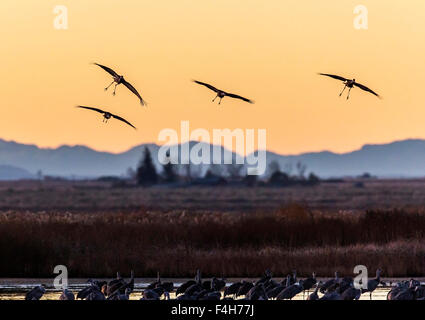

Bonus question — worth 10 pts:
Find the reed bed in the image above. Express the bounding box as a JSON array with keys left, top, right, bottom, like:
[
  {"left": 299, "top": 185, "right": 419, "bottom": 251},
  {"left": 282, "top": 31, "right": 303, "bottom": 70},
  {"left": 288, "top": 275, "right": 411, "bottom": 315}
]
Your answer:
[{"left": 1, "top": 205, "right": 425, "bottom": 277}]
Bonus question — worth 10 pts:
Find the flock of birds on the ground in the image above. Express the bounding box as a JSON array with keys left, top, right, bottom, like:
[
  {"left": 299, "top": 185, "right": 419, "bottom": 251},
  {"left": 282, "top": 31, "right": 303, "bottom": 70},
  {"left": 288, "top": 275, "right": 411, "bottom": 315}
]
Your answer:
[
  {"left": 77, "top": 63, "right": 381, "bottom": 130},
  {"left": 25, "top": 268, "right": 425, "bottom": 301}
]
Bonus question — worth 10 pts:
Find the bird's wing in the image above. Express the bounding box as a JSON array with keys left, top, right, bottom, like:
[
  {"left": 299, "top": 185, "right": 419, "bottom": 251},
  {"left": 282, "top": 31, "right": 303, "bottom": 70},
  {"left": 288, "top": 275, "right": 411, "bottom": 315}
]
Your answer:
[
  {"left": 318, "top": 73, "right": 348, "bottom": 82},
  {"left": 77, "top": 105, "right": 105, "bottom": 114},
  {"left": 354, "top": 82, "right": 381, "bottom": 98},
  {"left": 112, "top": 113, "right": 137, "bottom": 129},
  {"left": 122, "top": 80, "right": 147, "bottom": 106},
  {"left": 192, "top": 80, "right": 220, "bottom": 93},
  {"left": 225, "top": 92, "right": 254, "bottom": 104},
  {"left": 94, "top": 63, "right": 119, "bottom": 78}
]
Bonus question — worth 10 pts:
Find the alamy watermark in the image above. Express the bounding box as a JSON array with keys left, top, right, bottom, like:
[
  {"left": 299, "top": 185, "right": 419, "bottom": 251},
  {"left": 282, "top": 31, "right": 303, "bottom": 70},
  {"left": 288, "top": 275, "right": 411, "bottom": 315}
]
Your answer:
[
  {"left": 353, "top": 265, "right": 368, "bottom": 289},
  {"left": 157, "top": 121, "right": 267, "bottom": 176},
  {"left": 53, "top": 265, "right": 68, "bottom": 289},
  {"left": 53, "top": 5, "right": 68, "bottom": 30},
  {"left": 354, "top": 5, "right": 368, "bottom": 30}
]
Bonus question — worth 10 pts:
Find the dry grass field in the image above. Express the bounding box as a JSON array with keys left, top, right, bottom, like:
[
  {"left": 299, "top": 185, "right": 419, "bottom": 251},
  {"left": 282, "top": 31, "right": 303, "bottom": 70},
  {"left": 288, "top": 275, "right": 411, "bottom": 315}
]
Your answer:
[
  {"left": 1, "top": 179, "right": 425, "bottom": 278},
  {"left": 2, "top": 178, "right": 425, "bottom": 212}
]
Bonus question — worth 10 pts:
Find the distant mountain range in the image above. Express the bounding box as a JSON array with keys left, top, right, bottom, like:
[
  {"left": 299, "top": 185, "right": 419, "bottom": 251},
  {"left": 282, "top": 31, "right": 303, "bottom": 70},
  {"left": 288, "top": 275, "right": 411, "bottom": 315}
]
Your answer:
[
  {"left": 0, "top": 165, "right": 34, "bottom": 181},
  {"left": 1, "top": 138, "right": 425, "bottom": 180}
]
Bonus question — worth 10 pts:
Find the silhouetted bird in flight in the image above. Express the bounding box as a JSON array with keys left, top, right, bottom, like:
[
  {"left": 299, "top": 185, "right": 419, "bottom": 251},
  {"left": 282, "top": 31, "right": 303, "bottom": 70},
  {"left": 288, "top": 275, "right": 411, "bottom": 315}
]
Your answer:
[
  {"left": 192, "top": 80, "right": 254, "bottom": 105},
  {"left": 76, "top": 106, "right": 136, "bottom": 129},
  {"left": 319, "top": 73, "right": 381, "bottom": 100},
  {"left": 94, "top": 63, "right": 147, "bottom": 106}
]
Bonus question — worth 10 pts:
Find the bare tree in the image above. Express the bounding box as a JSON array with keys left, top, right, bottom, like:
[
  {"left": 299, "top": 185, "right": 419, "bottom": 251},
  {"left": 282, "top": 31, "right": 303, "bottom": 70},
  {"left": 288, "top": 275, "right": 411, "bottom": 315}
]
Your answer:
[{"left": 296, "top": 161, "right": 307, "bottom": 179}]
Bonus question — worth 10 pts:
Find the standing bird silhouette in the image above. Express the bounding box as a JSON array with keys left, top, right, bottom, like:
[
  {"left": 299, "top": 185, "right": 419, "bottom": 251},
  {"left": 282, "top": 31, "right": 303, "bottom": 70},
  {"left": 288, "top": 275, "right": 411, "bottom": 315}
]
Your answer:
[
  {"left": 362, "top": 268, "right": 383, "bottom": 300},
  {"left": 25, "top": 285, "right": 46, "bottom": 300},
  {"left": 76, "top": 106, "right": 136, "bottom": 129},
  {"left": 60, "top": 288, "right": 75, "bottom": 300},
  {"left": 318, "top": 73, "right": 381, "bottom": 100},
  {"left": 307, "top": 282, "right": 322, "bottom": 301},
  {"left": 94, "top": 63, "right": 147, "bottom": 106},
  {"left": 320, "top": 271, "right": 340, "bottom": 294},
  {"left": 192, "top": 80, "right": 254, "bottom": 105}
]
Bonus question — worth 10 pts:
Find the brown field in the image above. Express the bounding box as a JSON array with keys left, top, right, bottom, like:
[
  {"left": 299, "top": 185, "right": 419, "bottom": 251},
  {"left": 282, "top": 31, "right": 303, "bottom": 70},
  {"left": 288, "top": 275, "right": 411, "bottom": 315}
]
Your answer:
[
  {"left": 1, "top": 179, "right": 425, "bottom": 278},
  {"left": 2, "top": 178, "right": 425, "bottom": 212}
]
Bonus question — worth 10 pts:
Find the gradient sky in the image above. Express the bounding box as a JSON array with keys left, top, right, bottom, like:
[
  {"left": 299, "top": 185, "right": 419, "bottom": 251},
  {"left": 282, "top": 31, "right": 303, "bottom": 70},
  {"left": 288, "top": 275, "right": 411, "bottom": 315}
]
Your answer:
[{"left": 1, "top": 1, "right": 425, "bottom": 155}]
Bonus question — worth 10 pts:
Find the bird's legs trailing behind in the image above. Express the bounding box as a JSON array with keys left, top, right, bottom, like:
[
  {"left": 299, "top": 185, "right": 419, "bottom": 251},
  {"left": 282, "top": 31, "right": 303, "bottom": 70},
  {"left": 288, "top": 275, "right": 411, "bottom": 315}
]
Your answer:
[
  {"left": 113, "top": 83, "right": 118, "bottom": 96},
  {"left": 212, "top": 95, "right": 223, "bottom": 105},
  {"left": 347, "top": 87, "right": 352, "bottom": 100},
  {"left": 105, "top": 81, "right": 114, "bottom": 91},
  {"left": 339, "top": 85, "right": 347, "bottom": 97}
]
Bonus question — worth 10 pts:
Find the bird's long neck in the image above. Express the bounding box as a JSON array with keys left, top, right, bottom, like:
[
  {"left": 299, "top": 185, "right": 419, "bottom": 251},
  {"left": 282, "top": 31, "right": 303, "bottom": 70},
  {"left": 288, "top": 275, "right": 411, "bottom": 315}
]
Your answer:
[{"left": 196, "top": 270, "right": 201, "bottom": 284}]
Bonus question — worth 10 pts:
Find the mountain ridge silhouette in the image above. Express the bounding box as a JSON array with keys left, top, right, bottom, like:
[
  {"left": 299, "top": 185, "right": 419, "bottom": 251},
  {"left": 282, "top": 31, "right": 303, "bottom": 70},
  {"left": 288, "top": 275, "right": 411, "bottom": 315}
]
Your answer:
[{"left": 1, "top": 138, "right": 425, "bottom": 179}]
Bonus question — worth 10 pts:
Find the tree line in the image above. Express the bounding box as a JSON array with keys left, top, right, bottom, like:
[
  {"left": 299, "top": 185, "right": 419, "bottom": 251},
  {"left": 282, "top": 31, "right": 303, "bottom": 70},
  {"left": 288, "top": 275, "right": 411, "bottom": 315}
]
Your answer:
[{"left": 132, "top": 147, "right": 320, "bottom": 187}]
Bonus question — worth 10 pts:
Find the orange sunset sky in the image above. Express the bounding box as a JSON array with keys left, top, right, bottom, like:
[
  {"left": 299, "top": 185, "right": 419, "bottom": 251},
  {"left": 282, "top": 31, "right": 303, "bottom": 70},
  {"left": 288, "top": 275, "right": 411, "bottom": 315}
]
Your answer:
[{"left": 1, "top": 0, "right": 425, "bottom": 155}]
